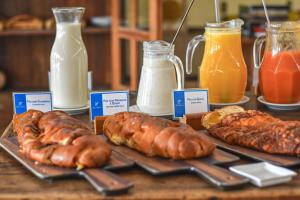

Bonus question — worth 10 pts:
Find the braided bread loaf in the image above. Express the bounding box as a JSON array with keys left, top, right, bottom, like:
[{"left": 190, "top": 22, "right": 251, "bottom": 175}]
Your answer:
[
  {"left": 13, "top": 110, "right": 111, "bottom": 168},
  {"left": 207, "top": 109, "right": 300, "bottom": 156},
  {"left": 103, "top": 112, "right": 215, "bottom": 159}
]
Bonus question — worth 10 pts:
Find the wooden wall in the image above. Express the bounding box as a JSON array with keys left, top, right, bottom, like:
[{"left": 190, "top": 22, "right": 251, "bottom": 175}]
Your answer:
[
  {"left": 0, "top": 0, "right": 110, "bottom": 20},
  {"left": 0, "top": 0, "right": 111, "bottom": 90}
]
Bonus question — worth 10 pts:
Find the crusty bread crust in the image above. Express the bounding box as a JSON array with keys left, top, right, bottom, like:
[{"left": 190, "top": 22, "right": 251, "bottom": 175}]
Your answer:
[
  {"left": 208, "top": 110, "right": 300, "bottom": 155},
  {"left": 13, "top": 110, "right": 111, "bottom": 168},
  {"left": 6, "top": 15, "right": 43, "bottom": 30},
  {"left": 103, "top": 112, "right": 215, "bottom": 159}
]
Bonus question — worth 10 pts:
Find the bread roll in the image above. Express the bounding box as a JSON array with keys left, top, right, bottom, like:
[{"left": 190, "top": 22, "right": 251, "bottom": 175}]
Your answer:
[
  {"left": 104, "top": 112, "right": 215, "bottom": 159},
  {"left": 6, "top": 15, "right": 43, "bottom": 30},
  {"left": 13, "top": 110, "right": 111, "bottom": 168}
]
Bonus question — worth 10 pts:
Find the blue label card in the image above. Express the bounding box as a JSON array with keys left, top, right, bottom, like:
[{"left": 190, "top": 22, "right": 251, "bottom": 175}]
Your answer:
[
  {"left": 13, "top": 92, "right": 52, "bottom": 114},
  {"left": 90, "top": 91, "right": 129, "bottom": 120},
  {"left": 173, "top": 89, "right": 209, "bottom": 118}
]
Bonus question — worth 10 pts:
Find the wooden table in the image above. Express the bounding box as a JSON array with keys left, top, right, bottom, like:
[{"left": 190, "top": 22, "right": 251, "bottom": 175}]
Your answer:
[{"left": 0, "top": 91, "right": 300, "bottom": 200}]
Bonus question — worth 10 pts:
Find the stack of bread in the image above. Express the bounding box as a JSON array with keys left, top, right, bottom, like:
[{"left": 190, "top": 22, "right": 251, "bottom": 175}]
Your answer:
[{"left": 5, "top": 15, "right": 43, "bottom": 30}]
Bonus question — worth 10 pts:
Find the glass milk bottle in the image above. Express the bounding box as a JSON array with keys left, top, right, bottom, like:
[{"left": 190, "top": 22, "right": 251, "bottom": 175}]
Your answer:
[
  {"left": 50, "top": 7, "right": 88, "bottom": 109},
  {"left": 137, "top": 40, "right": 184, "bottom": 115}
]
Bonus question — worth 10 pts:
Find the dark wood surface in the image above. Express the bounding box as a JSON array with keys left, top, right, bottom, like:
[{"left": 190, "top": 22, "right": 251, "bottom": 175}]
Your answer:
[
  {"left": 110, "top": 143, "right": 248, "bottom": 190},
  {"left": 0, "top": 28, "right": 110, "bottom": 37},
  {"left": 0, "top": 135, "right": 135, "bottom": 177},
  {"left": 0, "top": 91, "right": 300, "bottom": 200},
  {"left": 0, "top": 0, "right": 110, "bottom": 19},
  {"left": 0, "top": 136, "right": 134, "bottom": 194}
]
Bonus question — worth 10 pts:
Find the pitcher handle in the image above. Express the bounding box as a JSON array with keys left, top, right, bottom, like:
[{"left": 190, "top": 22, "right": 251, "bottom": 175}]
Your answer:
[
  {"left": 253, "top": 34, "right": 266, "bottom": 88},
  {"left": 167, "top": 54, "right": 184, "bottom": 89},
  {"left": 186, "top": 35, "right": 205, "bottom": 75}
]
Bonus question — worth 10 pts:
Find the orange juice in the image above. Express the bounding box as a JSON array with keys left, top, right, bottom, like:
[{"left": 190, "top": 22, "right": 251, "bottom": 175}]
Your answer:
[{"left": 199, "top": 27, "right": 247, "bottom": 103}]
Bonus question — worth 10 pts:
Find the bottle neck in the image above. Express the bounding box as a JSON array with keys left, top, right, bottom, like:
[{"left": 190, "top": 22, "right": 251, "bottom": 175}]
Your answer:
[
  {"left": 52, "top": 7, "right": 84, "bottom": 24},
  {"left": 56, "top": 22, "right": 82, "bottom": 37}
]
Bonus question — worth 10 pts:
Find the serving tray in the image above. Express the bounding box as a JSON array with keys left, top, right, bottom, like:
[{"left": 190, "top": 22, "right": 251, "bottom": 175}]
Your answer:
[
  {"left": 110, "top": 142, "right": 249, "bottom": 190},
  {"left": 0, "top": 121, "right": 248, "bottom": 191},
  {"left": 200, "top": 131, "right": 300, "bottom": 168},
  {"left": 0, "top": 123, "right": 134, "bottom": 195}
]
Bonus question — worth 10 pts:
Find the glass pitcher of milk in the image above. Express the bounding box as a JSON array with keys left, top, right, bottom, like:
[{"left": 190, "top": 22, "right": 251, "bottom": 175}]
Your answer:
[
  {"left": 137, "top": 40, "right": 184, "bottom": 115},
  {"left": 50, "top": 7, "right": 88, "bottom": 109}
]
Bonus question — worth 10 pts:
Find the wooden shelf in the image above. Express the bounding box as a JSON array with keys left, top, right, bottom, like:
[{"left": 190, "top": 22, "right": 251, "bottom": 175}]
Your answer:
[{"left": 0, "top": 27, "right": 110, "bottom": 37}]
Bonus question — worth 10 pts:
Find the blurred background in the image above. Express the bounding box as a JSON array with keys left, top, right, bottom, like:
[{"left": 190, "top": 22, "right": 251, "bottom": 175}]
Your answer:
[{"left": 0, "top": 0, "right": 298, "bottom": 92}]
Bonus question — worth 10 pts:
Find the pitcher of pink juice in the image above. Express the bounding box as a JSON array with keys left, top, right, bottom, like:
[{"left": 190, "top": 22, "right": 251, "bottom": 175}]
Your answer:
[{"left": 253, "top": 21, "right": 300, "bottom": 104}]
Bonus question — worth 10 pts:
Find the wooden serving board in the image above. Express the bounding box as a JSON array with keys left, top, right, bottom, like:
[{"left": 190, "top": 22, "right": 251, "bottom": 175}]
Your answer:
[
  {"left": 200, "top": 131, "right": 300, "bottom": 167},
  {"left": 0, "top": 123, "right": 134, "bottom": 195},
  {"left": 110, "top": 144, "right": 249, "bottom": 190}
]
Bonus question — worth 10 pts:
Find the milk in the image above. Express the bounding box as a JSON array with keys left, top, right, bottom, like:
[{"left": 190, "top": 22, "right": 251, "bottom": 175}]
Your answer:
[
  {"left": 137, "top": 57, "right": 178, "bottom": 115},
  {"left": 50, "top": 22, "right": 88, "bottom": 108}
]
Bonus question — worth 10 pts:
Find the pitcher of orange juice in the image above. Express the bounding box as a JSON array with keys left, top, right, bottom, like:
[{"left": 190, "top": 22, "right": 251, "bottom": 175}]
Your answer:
[{"left": 186, "top": 19, "right": 247, "bottom": 103}]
